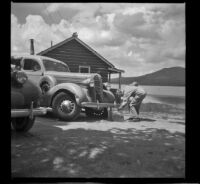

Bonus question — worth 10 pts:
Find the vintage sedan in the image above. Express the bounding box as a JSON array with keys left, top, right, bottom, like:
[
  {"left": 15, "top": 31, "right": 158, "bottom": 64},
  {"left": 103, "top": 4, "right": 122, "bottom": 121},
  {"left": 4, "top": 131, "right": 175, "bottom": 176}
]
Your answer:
[
  {"left": 11, "top": 64, "right": 47, "bottom": 132},
  {"left": 11, "top": 55, "right": 116, "bottom": 121}
]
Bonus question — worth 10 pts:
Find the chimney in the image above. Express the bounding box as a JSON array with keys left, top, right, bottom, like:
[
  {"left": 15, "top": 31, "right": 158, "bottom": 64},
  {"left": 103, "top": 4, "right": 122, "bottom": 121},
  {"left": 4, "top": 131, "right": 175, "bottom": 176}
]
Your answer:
[
  {"left": 51, "top": 40, "right": 53, "bottom": 47},
  {"left": 72, "top": 32, "right": 78, "bottom": 38},
  {"left": 30, "top": 39, "right": 35, "bottom": 55}
]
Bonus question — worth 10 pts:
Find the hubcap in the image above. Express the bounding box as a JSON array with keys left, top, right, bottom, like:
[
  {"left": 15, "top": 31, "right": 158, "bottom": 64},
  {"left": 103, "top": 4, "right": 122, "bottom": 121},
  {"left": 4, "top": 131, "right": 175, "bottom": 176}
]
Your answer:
[
  {"left": 41, "top": 83, "right": 50, "bottom": 93},
  {"left": 60, "top": 100, "right": 75, "bottom": 113}
]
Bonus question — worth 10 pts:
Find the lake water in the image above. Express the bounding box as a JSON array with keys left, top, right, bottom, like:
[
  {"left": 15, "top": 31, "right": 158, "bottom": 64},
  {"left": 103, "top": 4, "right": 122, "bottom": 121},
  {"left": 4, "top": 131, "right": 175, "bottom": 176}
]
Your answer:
[{"left": 111, "top": 84, "right": 185, "bottom": 109}]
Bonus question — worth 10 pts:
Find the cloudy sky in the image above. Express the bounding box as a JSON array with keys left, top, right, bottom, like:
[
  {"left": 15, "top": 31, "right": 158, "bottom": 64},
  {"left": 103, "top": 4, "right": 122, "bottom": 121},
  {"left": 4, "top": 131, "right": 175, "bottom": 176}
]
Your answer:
[{"left": 11, "top": 3, "right": 185, "bottom": 77}]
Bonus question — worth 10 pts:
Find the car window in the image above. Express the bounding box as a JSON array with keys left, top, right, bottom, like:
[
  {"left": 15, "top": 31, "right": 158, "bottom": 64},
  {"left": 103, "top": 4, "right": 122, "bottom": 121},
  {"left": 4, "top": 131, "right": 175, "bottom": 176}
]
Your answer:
[
  {"left": 43, "top": 59, "right": 69, "bottom": 72},
  {"left": 23, "top": 59, "right": 41, "bottom": 71}
]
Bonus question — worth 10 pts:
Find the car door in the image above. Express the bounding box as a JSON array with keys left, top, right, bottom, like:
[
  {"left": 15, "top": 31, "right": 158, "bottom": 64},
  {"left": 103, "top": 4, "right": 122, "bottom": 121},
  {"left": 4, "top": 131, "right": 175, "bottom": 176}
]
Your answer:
[{"left": 21, "top": 57, "right": 43, "bottom": 86}]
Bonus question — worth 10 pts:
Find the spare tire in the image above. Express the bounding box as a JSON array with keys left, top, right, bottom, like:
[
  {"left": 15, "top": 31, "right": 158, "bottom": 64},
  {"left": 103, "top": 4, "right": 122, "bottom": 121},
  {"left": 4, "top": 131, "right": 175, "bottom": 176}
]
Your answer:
[{"left": 39, "top": 75, "right": 57, "bottom": 94}]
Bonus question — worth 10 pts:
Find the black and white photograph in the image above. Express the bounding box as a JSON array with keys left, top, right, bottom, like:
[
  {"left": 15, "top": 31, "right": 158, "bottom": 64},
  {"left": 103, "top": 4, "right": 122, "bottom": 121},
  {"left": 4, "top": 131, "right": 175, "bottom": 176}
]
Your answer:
[{"left": 11, "top": 2, "right": 185, "bottom": 178}]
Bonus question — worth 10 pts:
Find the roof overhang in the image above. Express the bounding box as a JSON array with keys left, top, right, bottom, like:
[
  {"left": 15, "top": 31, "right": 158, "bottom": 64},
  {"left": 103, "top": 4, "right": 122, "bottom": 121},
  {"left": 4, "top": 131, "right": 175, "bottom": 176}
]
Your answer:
[{"left": 108, "top": 67, "right": 125, "bottom": 74}]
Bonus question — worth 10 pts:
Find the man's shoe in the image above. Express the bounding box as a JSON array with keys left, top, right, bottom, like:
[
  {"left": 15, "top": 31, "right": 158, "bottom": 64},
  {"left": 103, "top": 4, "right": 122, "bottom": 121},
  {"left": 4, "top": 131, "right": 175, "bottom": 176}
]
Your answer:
[
  {"left": 128, "top": 117, "right": 140, "bottom": 122},
  {"left": 134, "top": 118, "right": 140, "bottom": 122}
]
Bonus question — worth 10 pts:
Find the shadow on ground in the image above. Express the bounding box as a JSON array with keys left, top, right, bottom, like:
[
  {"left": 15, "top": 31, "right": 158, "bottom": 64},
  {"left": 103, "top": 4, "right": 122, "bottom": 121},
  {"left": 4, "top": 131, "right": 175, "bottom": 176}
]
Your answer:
[{"left": 11, "top": 114, "right": 185, "bottom": 178}]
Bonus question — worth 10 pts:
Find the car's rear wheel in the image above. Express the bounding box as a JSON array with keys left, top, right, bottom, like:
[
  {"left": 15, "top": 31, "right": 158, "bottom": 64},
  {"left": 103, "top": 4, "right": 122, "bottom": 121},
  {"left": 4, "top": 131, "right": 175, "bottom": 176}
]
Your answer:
[
  {"left": 85, "top": 107, "right": 108, "bottom": 119},
  {"left": 52, "top": 92, "right": 81, "bottom": 121},
  {"left": 11, "top": 117, "right": 35, "bottom": 132}
]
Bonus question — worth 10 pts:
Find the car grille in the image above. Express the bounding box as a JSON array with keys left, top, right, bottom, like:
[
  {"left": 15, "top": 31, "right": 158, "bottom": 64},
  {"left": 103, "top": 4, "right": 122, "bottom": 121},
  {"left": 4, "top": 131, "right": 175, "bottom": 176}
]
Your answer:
[{"left": 94, "top": 74, "right": 103, "bottom": 102}]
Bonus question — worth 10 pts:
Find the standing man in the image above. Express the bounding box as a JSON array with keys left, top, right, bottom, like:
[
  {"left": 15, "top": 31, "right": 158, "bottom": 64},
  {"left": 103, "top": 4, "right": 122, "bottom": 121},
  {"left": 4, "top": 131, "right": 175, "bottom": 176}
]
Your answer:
[{"left": 118, "top": 81, "right": 146, "bottom": 121}]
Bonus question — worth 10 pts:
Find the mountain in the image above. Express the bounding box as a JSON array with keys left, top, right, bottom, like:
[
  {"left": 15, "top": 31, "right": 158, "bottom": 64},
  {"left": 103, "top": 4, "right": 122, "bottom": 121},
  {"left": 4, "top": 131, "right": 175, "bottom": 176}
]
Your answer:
[{"left": 111, "top": 67, "right": 185, "bottom": 86}]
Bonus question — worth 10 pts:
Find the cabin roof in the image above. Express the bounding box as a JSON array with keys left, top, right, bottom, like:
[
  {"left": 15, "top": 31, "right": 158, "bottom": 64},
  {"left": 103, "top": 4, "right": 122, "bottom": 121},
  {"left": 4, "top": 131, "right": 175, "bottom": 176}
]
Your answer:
[
  {"left": 37, "top": 33, "right": 124, "bottom": 73},
  {"left": 37, "top": 33, "right": 116, "bottom": 68}
]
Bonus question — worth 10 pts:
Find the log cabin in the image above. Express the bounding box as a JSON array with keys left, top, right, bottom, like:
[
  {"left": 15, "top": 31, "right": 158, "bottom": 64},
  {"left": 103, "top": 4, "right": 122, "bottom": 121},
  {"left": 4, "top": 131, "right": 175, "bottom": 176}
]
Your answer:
[{"left": 37, "top": 32, "right": 124, "bottom": 87}]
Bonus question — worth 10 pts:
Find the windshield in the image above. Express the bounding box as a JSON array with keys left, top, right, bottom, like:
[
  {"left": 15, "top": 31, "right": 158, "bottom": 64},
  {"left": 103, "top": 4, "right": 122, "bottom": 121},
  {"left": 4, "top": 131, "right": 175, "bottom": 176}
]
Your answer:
[{"left": 43, "top": 59, "right": 70, "bottom": 72}]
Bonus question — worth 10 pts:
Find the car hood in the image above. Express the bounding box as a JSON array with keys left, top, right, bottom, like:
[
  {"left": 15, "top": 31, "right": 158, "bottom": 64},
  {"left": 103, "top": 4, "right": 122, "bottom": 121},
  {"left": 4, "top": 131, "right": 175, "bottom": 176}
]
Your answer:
[{"left": 44, "top": 71, "right": 96, "bottom": 84}]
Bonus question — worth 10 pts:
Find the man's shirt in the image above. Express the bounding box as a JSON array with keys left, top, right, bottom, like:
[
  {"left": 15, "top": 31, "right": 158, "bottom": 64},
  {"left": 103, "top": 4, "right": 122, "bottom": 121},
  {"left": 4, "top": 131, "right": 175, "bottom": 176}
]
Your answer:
[
  {"left": 124, "top": 86, "right": 146, "bottom": 99},
  {"left": 121, "top": 86, "right": 146, "bottom": 108}
]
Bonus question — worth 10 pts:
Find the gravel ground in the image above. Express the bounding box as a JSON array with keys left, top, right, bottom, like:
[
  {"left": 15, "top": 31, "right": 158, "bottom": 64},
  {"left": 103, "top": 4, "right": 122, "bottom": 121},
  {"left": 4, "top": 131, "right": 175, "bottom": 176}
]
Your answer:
[{"left": 11, "top": 111, "right": 185, "bottom": 178}]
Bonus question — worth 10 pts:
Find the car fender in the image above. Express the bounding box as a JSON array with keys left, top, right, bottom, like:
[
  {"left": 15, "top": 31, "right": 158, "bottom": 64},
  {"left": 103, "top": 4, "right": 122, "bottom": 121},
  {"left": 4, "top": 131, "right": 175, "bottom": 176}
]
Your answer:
[
  {"left": 103, "top": 90, "right": 115, "bottom": 103},
  {"left": 11, "top": 79, "right": 41, "bottom": 109},
  {"left": 45, "top": 83, "right": 87, "bottom": 106}
]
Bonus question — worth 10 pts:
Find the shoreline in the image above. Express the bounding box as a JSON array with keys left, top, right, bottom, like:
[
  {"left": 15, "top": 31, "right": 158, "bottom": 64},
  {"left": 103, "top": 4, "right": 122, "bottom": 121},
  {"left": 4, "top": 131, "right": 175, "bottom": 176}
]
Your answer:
[
  {"left": 121, "top": 103, "right": 185, "bottom": 116},
  {"left": 111, "top": 83, "right": 185, "bottom": 87}
]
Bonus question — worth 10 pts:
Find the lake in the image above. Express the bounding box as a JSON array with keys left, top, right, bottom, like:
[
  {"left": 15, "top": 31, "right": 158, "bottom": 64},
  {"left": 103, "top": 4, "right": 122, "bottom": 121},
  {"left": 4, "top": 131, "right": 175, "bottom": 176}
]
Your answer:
[{"left": 111, "top": 84, "right": 185, "bottom": 109}]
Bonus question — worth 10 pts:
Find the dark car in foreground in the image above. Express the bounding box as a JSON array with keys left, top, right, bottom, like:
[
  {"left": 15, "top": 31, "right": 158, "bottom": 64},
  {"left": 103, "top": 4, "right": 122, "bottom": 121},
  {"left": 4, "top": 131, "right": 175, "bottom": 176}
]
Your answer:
[
  {"left": 11, "top": 64, "right": 47, "bottom": 132},
  {"left": 11, "top": 55, "right": 116, "bottom": 121}
]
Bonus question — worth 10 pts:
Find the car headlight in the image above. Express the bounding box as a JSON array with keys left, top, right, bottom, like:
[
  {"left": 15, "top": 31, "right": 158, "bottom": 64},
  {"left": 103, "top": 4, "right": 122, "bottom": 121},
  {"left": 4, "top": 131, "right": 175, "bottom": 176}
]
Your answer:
[
  {"left": 15, "top": 71, "right": 28, "bottom": 84},
  {"left": 83, "top": 78, "right": 95, "bottom": 87},
  {"left": 89, "top": 80, "right": 95, "bottom": 87},
  {"left": 104, "top": 82, "right": 111, "bottom": 90}
]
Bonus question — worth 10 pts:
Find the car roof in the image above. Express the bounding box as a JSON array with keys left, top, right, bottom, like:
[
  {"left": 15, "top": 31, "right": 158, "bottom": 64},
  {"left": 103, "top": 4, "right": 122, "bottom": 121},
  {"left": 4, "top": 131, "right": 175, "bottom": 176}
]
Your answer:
[{"left": 12, "top": 54, "right": 67, "bottom": 66}]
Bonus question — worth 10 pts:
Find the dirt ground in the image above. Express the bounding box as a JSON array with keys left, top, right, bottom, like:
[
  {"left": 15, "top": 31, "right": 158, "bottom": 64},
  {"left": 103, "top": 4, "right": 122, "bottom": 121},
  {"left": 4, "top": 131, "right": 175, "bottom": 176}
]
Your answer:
[{"left": 11, "top": 110, "right": 185, "bottom": 178}]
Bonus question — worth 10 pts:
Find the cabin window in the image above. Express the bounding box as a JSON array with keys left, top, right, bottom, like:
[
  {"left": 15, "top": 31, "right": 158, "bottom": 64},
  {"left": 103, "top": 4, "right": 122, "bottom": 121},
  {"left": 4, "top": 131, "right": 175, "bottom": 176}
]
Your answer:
[{"left": 79, "top": 66, "right": 90, "bottom": 73}]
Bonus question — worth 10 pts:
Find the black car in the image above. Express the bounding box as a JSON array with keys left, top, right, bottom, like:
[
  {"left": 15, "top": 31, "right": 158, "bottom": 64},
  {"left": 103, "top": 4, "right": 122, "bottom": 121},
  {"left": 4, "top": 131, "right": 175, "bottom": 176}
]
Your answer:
[{"left": 11, "top": 64, "right": 47, "bottom": 132}]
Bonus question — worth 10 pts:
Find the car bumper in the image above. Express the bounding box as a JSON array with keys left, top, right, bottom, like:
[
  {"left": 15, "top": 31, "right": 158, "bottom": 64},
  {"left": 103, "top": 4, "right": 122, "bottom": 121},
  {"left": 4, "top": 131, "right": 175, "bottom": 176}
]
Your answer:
[
  {"left": 11, "top": 107, "right": 52, "bottom": 118},
  {"left": 81, "top": 102, "right": 119, "bottom": 109}
]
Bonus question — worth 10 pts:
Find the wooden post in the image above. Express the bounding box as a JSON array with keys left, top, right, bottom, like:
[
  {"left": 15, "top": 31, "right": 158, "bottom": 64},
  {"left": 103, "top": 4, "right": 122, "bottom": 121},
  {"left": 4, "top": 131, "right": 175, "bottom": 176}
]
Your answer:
[
  {"left": 108, "top": 107, "right": 113, "bottom": 121},
  {"left": 108, "top": 73, "right": 111, "bottom": 83},
  {"left": 119, "top": 72, "right": 121, "bottom": 90},
  {"left": 30, "top": 39, "right": 34, "bottom": 55}
]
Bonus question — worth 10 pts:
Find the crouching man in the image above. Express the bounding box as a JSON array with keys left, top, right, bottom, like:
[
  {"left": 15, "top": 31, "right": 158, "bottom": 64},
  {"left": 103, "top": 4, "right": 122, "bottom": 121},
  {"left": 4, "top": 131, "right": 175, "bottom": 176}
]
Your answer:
[{"left": 118, "top": 81, "right": 147, "bottom": 121}]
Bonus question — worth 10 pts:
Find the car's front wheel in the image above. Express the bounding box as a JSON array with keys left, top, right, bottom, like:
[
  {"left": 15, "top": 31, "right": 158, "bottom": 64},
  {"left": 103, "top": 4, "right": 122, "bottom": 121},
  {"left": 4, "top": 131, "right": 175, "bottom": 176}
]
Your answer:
[
  {"left": 52, "top": 92, "right": 81, "bottom": 121},
  {"left": 11, "top": 117, "right": 35, "bottom": 132},
  {"left": 85, "top": 107, "right": 108, "bottom": 119}
]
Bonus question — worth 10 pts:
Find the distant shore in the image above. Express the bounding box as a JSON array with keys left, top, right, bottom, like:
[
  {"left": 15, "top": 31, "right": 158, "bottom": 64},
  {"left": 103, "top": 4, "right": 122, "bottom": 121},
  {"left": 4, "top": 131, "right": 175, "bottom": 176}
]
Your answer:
[{"left": 111, "top": 82, "right": 185, "bottom": 87}]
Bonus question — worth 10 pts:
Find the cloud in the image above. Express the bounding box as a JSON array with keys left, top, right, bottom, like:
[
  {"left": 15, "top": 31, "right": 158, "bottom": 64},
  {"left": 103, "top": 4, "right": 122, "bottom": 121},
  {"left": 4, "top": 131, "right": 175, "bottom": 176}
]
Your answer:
[
  {"left": 45, "top": 3, "right": 127, "bottom": 15},
  {"left": 11, "top": 14, "right": 69, "bottom": 54},
  {"left": 11, "top": 3, "right": 185, "bottom": 76},
  {"left": 115, "top": 12, "right": 146, "bottom": 28},
  {"left": 45, "top": 3, "right": 87, "bottom": 13},
  {"left": 150, "top": 3, "right": 185, "bottom": 21},
  {"left": 113, "top": 11, "right": 163, "bottom": 41},
  {"left": 45, "top": 3, "right": 61, "bottom": 12},
  {"left": 163, "top": 46, "right": 185, "bottom": 61}
]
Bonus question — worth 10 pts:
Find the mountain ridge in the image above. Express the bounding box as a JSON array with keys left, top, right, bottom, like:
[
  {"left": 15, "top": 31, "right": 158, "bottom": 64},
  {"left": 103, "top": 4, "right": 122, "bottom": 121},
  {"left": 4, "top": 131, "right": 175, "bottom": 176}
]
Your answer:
[{"left": 111, "top": 67, "right": 185, "bottom": 86}]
